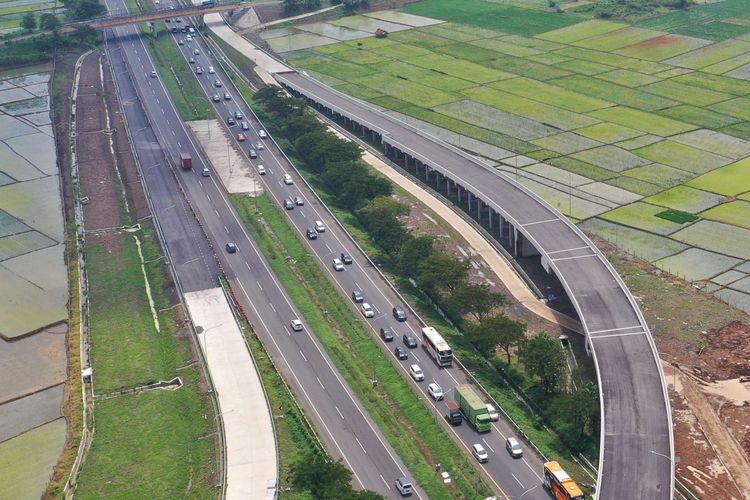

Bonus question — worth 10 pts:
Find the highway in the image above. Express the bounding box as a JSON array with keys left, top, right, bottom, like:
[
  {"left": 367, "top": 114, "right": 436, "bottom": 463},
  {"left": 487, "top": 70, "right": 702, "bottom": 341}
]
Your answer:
[
  {"left": 101, "top": 4, "right": 424, "bottom": 499},
  {"left": 163, "top": 17, "right": 556, "bottom": 500},
  {"left": 276, "top": 72, "right": 674, "bottom": 499}
]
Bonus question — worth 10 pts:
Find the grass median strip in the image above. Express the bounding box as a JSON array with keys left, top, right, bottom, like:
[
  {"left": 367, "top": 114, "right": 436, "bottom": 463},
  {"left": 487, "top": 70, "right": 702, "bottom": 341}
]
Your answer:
[
  {"left": 231, "top": 194, "right": 492, "bottom": 499},
  {"left": 148, "top": 28, "right": 212, "bottom": 121}
]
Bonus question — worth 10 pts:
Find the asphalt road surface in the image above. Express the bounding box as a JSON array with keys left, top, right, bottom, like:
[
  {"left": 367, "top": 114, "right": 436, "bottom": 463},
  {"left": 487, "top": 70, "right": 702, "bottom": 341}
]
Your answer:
[
  {"left": 276, "top": 72, "right": 674, "bottom": 500},
  {"left": 164, "top": 18, "right": 559, "bottom": 500},
  {"left": 101, "top": 5, "right": 424, "bottom": 499}
]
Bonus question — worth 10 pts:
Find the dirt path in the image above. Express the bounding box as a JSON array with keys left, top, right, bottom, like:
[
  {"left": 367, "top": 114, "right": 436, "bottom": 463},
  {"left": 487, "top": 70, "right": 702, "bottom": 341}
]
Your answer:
[{"left": 664, "top": 362, "right": 750, "bottom": 498}]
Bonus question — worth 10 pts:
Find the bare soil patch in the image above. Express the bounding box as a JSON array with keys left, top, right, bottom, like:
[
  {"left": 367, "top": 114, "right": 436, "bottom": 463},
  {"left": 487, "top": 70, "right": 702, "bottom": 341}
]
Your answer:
[
  {"left": 595, "top": 235, "right": 750, "bottom": 497},
  {"left": 76, "top": 52, "right": 121, "bottom": 250},
  {"left": 101, "top": 54, "right": 149, "bottom": 221}
]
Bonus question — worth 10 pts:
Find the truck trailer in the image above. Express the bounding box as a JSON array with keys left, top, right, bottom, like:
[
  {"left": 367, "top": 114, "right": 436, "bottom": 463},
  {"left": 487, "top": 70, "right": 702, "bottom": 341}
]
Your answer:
[
  {"left": 453, "top": 384, "right": 491, "bottom": 433},
  {"left": 179, "top": 153, "right": 192, "bottom": 169}
]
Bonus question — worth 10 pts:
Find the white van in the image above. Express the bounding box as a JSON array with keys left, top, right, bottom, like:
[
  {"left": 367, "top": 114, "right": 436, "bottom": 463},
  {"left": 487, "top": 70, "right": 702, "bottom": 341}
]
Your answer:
[{"left": 283, "top": 174, "right": 293, "bottom": 185}]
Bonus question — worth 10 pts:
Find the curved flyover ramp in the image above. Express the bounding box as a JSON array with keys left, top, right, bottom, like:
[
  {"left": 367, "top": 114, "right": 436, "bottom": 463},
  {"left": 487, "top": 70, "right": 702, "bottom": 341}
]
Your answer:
[{"left": 276, "top": 71, "right": 673, "bottom": 500}]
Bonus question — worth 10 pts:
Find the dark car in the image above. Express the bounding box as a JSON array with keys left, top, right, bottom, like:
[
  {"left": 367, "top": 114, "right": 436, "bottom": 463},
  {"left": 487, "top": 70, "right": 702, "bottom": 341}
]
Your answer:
[
  {"left": 226, "top": 116, "right": 235, "bottom": 125},
  {"left": 393, "top": 305, "right": 407, "bottom": 322},
  {"left": 225, "top": 242, "right": 237, "bottom": 253},
  {"left": 403, "top": 334, "right": 418, "bottom": 348},
  {"left": 284, "top": 199, "right": 294, "bottom": 210},
  {"left": 195, "top": 67, "right": 203, "bottom": 74},
  {"left": 171, "top": 27, "right": 178, "bottom": 33},
  {"left": 351, "top": 290, "right": 364, "bottom": 303},
  {"left": 212, "top": 94, "right": 221, "bottom": 102},
  {"left": 340, "top": 252, "right": 353, "bottom": 265},
  {"left": 306, "top": 228, "right": 317, "bottom": 240},
  {"left": 394, "top": 346, "right": 408, "bottom": 360},
  {"left": 380, "top": 327, "right": 395, "bottom": 342}
]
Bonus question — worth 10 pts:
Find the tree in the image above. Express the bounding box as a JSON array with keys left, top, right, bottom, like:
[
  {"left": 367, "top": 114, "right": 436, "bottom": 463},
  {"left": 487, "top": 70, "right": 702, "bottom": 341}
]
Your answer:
[
  {"left": 320, "top": 161, "right": 391, "bottom": 210},
  {"left": 396, "top": 235, "right": 434, "bottom": 277},
  {"left": 39, "top": 13, "right": 60, "bottom": 30},
  {"left": 357, "top": 196, "right": 410, "bottom": 254},
  {"left": 518, "top": 331, "right": 566, "bottom": 394},
  {"left": 302, "top": 0, "right": 321, "bottom": 9},
  {"left": 282, "top": 0, "right": 302, "bottom": 15},
  {"left": 417, "top": 252, "right": 470, "bottom": 293},
  {"left": 66, "top": 0, "right": 105, "bottom": 20},
  {"left": 466, "top": 314, "right": 525, "bottom": 361},
  {"left": 21, "top": 12, "right": 37, "bottom": 30},
  {"left": 296, "top": 130, "right": 361, "bottom": 173},
  {"left": 551, "top": 382, "right": 599, "bottom": 452},
  {"left": 445, "top": 282, "right": 505, "bottom": 322},
  {"left": 292, "top": 453, "right": 384, "bottom": 499}
]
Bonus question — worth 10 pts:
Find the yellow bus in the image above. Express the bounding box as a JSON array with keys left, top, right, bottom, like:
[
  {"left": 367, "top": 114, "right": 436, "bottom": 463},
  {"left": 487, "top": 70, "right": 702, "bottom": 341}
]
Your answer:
[{"left": 543, "top": 461, "right": 585, "bottom": 500}]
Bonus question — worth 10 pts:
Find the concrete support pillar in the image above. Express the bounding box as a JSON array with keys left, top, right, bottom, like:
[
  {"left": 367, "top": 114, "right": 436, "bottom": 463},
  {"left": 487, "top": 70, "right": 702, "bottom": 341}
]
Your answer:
[
  {"left": 446, "top": 179, "right": 451, "bottom": 197},
  {"left": 477, "top": 198, "right": 482, "bottom": 220},
  {"left": 488, "top": 209, "right": 493, "bottom": 229},
  {"left": 457, "top": 185, "right": 462, "bottom": 204}
]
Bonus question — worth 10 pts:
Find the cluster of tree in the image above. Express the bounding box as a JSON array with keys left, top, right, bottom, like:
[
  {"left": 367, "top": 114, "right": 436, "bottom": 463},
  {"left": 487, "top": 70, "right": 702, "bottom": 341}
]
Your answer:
[
  {"left": 254, "top": 87, "right": 600, "bottom": 455},
  {"left": 0, "top": 26, "right": 99, "bottom": 66},
  {"left": 21, "top": 12, "right": 61, "bottom": 30},
  {"left": 282, "top": 0, "right": 321, "bottom": 16},
  {"left": 61, "top": 0, "right": 106, "bottom": 20},
  {"left": 292, "top": 453, "right": 383, "bottom": 499},
  {"left": 579, "top": 0, "right": 691, "bottom": 19},
  {"left": 255, "top": 87, "right": 391, "bottom": 213},
  {"left": 331, "top": 0, "right": 369, "bottom": 13}
]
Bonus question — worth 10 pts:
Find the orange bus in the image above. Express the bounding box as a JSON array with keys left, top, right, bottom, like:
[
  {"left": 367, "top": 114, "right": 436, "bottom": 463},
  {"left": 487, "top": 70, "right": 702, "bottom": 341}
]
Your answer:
[{"left": 543, "top": 461, "right": 585, "bottom": 500}]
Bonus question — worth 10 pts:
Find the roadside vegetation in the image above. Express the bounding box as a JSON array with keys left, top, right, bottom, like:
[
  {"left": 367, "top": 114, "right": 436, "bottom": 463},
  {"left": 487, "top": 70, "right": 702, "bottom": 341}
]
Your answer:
[
  {"left": 147, "top": 28, "right": 212, "bottom": 121},
  {"left": 74, "top": 220, "right": 219, "bottom": 498},
  {"left": 232, "top": 194, "right": 492, "bottom": 499},
  {"left": 250, "top": 88, "right": 599, "bottom": 485},
  {"left": 0, "top": 27, "right": 99, "bottom": 66}
]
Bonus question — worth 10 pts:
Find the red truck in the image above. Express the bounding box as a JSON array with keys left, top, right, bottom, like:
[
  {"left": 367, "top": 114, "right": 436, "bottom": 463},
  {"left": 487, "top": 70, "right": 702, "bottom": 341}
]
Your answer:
[{"left": 179, "top": 153, "right": 192, "bottom": 169}]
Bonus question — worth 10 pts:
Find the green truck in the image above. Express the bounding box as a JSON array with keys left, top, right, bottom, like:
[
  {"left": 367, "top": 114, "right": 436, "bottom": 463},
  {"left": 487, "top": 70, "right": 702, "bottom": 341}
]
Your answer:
[{"left": 454, "top": 384, "right": 492, "bottom": 433}]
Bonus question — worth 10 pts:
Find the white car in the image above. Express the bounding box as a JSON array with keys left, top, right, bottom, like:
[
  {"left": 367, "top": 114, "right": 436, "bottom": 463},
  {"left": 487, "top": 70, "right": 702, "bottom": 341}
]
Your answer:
[
  {"left": 256, "top": 142, "right": 264, "bottom": 150},
  {"left": 259, "top": 129, "right": 267, "bottom": 139},
  {"left": 472, "top": 443, "right": 489, "bottom": 463},
  {"left": 486, "top": 404, "right": 499, "bottom": 421},
  {"left": 208, "top": 66, "right": 215, "bottom": 74},
  {"left": 361, "top": 302, "right": 374, "bottom": 318},
  {"left": 290, "top": 319, "right": 303, "bottom": 332},
  {"left": 427, "top": 383, "right": 443, "bottom": 401},
  {"left": 257, "top": 164, "right": 266, "bottom": 175},
  {"left": 505, "top": 437, "right": 523, "bottom": 458},
  {"left": 315, "top": 220, "right": 325, "bottom": 233},
  {"left": 332, "top": 258, "right": 344, "bottom": 271},
  {"left": 409, "top": 364, "right": 424, "bottom": 382}
]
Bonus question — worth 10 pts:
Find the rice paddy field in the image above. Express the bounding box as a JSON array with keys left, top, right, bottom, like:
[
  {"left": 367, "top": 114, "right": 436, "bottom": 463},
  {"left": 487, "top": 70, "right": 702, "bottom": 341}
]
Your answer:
[{"left": 267, "top": 0, "right": 750, "bottom": 312}]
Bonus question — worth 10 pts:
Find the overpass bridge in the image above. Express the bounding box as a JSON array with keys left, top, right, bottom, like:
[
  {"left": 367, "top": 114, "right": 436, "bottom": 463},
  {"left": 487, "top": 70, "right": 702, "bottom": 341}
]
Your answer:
[
  {"left": 275, "top": 70, "right": 675, "bottom": 500},
  {"left": 65, "top": 1, "right": 245, "bottom": 30}
]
